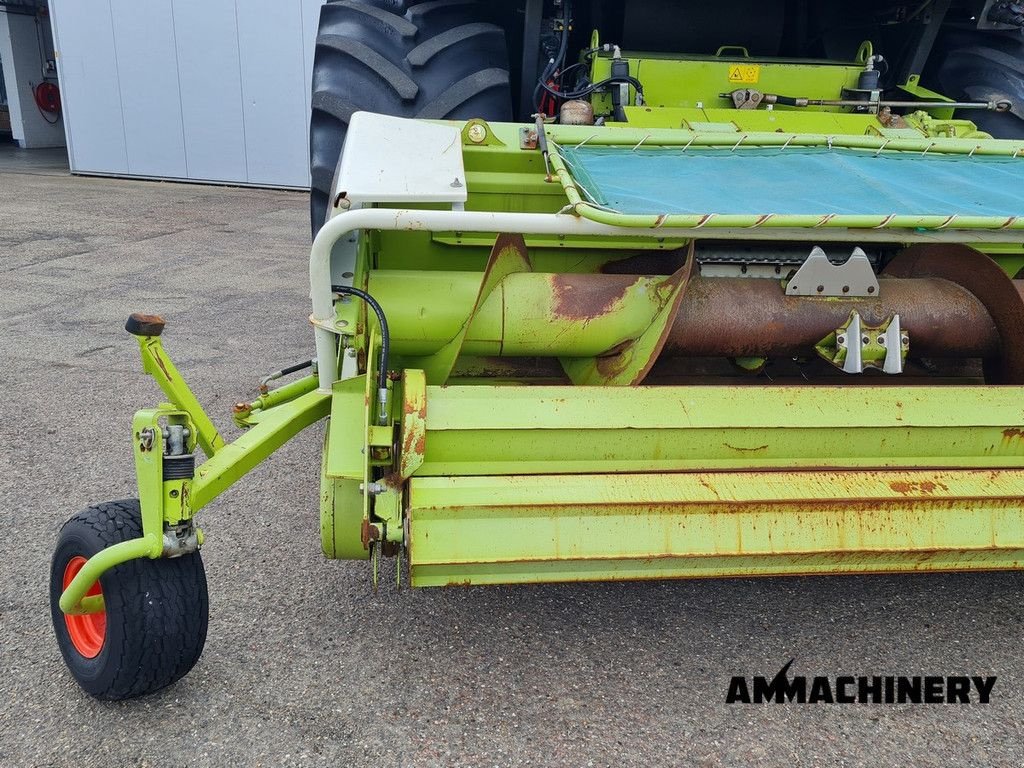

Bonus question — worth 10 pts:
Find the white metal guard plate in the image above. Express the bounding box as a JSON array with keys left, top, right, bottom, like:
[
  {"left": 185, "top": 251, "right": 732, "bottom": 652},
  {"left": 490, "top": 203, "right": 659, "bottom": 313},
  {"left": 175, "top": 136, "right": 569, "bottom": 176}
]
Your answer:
[{"left": 336, "top": 112, "right": 467, "bottom": 205}]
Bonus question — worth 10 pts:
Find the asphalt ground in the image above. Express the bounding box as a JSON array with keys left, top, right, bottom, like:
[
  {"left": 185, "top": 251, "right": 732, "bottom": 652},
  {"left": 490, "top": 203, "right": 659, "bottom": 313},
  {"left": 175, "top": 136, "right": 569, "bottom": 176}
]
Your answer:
[{"left": 1, "top": 147, "right": 1023, "bottom": 767}]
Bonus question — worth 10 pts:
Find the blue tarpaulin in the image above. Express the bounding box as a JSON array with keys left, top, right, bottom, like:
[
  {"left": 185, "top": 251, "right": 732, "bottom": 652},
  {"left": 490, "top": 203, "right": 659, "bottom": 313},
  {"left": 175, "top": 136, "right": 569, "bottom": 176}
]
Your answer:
[{"left": 558, "top": 145, "right": 1024, "bottom": 218}]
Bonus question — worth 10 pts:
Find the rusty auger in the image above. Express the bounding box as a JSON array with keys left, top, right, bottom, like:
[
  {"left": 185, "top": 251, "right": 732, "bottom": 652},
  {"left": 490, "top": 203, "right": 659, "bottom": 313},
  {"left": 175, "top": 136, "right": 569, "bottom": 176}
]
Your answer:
[
  {"left": 368, "top": 234, "right": 1024, "bottom": 385},
  {"left": 406, "top": 233, "right": 697, "bottom": 385}
]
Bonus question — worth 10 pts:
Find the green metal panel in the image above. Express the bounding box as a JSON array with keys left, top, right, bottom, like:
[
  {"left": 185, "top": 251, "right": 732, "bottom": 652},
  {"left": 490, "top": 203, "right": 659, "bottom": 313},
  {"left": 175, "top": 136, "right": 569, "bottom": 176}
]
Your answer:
[
  {"left": 619, "top": 106, "right": 888, "bottom": 133},
  {"left": 326, "top": 375, "right": 369, "bottom": 480},
  {"left": 402, "top": 381, "right": 1024, "bottom": 583},
  {"left": 367, "top": 270, "right": 667, "bottom": 359},
  {"left": 589, "top": 51, "right": 864, "bottom": 114},
  {"left": 320, "top": 423, "right": 367, "bottom": 561},
  {"left": 415, "top": 385, "right": 1024, "bottom": 476},
  {"left": 407, "top": 469, "right": 1024, "bottom": 586}
]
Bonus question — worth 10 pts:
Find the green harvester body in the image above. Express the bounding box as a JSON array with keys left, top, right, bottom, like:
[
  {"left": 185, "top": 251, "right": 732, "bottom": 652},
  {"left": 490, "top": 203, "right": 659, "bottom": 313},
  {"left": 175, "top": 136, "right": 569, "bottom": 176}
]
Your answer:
[{"left": 60, "top": 44, "right": 1024, "bottom": 617}]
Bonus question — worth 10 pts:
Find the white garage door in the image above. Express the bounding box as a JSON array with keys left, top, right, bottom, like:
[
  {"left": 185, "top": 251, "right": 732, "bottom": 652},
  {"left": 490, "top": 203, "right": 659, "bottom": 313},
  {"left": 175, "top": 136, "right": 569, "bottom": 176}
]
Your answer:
[{"left": 50, "top": 0, "right": 325, "bottom": 187}]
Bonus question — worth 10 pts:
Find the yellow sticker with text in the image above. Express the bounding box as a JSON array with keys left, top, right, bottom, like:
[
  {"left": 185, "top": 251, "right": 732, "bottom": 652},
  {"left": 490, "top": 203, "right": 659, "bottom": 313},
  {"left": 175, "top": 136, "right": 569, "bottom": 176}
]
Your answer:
[{"left": 728, "top": 65, "right": 760, "bottom": 84}]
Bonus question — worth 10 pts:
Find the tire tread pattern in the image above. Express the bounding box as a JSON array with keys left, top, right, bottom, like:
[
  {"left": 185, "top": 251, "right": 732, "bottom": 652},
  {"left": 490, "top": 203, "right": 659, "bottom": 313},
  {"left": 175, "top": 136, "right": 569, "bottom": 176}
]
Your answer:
[
  {"left": 50, "top": 500, "right": 208, "bottom": 700},
  {"left": 308, "top": 0, "right": 511, "bottom": 238},
  {"left": 930, "top": 30, "right": 1024, "bottom": 139}
]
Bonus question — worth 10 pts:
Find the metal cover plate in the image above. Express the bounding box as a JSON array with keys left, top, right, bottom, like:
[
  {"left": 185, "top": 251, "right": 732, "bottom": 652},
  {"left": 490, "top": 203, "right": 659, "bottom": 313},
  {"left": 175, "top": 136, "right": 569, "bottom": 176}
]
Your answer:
[{"left": 336, "top": 113, "right": 468, "bottom": 205}]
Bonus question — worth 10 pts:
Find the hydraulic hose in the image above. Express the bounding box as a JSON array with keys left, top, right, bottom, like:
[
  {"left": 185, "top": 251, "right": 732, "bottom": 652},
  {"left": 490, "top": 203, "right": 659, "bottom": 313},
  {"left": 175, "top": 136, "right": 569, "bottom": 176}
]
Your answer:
[
  {"left": 331, "top": 285, "right": 391, "bottom": 424},
  {"left": 537, "top": 75, "right": 645, "bottom": 103},
  {"left": 533, "top": 0, "right": 572, "bottom": 113}
]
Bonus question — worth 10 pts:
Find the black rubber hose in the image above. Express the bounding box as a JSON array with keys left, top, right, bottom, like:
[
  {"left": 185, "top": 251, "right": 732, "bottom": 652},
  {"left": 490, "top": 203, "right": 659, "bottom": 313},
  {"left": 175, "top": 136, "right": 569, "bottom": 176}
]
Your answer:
[
  {"left": 533, "top": 0, "right": 572, "bottom": 113},
  {"left": 279, "top": 359, "right": 314, "bottom": 377},
  {"left": 537, "top": 75, "right": 645, "bottom": 101},
  {"left": 330, "top": 285, "right": 390, "bottom": 395}
]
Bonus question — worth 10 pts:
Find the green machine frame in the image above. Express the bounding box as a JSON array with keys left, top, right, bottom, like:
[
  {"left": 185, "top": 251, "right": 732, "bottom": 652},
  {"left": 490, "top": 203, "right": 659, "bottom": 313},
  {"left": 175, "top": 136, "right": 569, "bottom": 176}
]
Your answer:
[{"left": 59, "top": 47, "right": 1024, "bottom": 611}]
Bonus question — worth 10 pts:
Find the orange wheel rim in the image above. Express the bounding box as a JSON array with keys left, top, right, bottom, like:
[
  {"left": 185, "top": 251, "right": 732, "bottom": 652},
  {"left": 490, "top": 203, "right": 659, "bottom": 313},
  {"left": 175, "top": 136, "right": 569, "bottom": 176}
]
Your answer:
[{"left": 62, "top": 556, "right": 106, "bottom": 658}]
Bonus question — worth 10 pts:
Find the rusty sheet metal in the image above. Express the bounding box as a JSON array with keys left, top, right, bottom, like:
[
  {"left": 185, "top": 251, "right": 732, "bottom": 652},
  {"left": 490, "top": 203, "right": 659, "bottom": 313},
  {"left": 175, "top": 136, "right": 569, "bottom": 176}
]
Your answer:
[
  {"left": 550, "top": 272, "right": 637, "bottom": 320},
  {"left": 397, "top": 369, "right": 427, "bottom": 481},
  {"left": 406, "top": 469, "right": 1024, "bottom": 586},
  {"left": 561, "top": 243, "right": 697, "bottom": 385},
  {"left": 884, "top": 245, "right": 1024, "bottom": 383},
  {"left": 666, "top": 274, "right": 1002, "bottom": 359}
]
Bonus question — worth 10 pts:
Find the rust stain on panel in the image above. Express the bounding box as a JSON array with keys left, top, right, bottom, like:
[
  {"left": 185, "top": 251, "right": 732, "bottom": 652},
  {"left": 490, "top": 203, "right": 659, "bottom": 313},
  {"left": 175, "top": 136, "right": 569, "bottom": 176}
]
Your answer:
[
  {"left": 549, "top": 274, "right": 637, "bottom": 321},
  {"left": 888, "top": 480, "right": 949, "bottom": 495},
  {"left": 151, "top": 348, "right": 173, "bottom": 382}
]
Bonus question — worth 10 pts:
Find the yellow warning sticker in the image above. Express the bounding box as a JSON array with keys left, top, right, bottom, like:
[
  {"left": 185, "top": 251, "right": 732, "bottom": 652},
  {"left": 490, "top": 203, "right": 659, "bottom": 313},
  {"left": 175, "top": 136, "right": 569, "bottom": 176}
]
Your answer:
[{"left": 728, "top": 65, "right": 760, "bottom": 84}]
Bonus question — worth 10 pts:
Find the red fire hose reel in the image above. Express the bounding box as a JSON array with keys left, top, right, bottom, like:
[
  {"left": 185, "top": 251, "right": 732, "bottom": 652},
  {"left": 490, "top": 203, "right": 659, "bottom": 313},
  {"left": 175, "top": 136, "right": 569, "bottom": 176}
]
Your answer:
[{"left": 34, "top": 81, "right": 61, "bottom": 114}]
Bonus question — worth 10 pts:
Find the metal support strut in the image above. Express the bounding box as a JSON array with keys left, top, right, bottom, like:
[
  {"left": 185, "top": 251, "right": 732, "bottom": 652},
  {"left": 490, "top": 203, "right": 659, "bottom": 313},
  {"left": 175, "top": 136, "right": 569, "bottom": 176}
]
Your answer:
[{"left": 59, "top": 315, "right": 331, "bottom": 617}]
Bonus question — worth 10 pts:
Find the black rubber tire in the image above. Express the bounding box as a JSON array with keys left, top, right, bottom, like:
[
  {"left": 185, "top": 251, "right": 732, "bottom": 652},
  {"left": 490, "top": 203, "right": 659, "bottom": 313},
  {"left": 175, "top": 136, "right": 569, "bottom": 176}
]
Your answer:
[
  {"left": 309, "top": 0, "right": 513, "bottom": 238},
  {"left": 928, "top": 29, "right": 1024, "bottom": 139},
  {"left": 49, "top": 500, "right": 208, "bottom": 700}
]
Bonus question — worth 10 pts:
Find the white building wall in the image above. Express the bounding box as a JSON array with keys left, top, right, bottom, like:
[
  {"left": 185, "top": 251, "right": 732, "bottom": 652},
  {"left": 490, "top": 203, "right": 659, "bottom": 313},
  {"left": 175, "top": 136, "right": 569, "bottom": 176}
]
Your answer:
[
  {"left": 49, "top": 0, "right": 326, "bottom": 187},
  {"left": 0, "top": 8, "right": 66, "bottom": 148}
]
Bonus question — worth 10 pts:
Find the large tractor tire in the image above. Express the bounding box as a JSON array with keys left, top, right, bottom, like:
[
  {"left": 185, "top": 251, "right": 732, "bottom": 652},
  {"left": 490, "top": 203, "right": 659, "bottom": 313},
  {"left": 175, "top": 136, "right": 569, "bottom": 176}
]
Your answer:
[
  {"left": 928, "top": 29, "right": 1024, "bottom": 139},
  {"left": 309, "top": 0, "right": 513, "bottom": 238}
]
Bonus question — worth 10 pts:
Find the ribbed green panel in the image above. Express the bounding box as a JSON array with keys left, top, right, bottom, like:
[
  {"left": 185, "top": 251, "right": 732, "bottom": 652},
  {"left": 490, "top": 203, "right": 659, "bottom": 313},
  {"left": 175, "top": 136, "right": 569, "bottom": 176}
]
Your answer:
[
  {"left": 408, "top": 469, "right": 1024, "bottom": 586},
  {"left": 416, "top": 385, "right": 1024, "bottom": 476}
]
